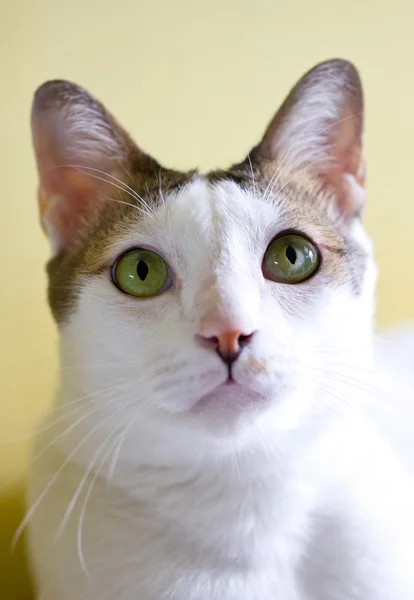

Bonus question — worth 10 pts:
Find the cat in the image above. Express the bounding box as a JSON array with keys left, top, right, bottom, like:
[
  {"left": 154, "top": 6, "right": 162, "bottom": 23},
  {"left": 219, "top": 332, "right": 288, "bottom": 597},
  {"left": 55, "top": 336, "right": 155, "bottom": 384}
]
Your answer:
[{"left": 25, "top": 59, "right": 414, "bottom": 599}]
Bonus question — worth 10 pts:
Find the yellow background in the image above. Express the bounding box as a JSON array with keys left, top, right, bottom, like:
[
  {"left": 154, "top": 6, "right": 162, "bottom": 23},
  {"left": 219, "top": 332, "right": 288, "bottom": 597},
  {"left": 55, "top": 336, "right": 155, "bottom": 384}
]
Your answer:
[{"left": 1, "top": 0, "right": 414, "bottom": 596}]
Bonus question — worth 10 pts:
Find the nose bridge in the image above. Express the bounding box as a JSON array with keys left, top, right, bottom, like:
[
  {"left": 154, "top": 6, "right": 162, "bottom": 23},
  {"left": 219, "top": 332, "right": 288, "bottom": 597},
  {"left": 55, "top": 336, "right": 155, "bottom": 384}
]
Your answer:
[
  {"left": 197, "top": 272, "right": 259, "bottom": 338},
  {"left": 181, "top": 209, "right": 260, "bottom": 334}
]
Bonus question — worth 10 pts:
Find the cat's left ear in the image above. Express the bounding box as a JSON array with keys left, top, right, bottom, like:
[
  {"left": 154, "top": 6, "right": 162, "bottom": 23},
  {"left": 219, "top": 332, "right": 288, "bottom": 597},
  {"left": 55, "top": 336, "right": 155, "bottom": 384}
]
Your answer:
[{"left": 251, "top": 59, "right": 365, "bottom": 218}]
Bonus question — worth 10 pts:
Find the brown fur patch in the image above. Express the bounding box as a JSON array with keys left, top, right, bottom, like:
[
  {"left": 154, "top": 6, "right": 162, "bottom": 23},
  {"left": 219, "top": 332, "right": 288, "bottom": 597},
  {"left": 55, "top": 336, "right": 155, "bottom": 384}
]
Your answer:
[
  {"left": 209, "top": 156, "right": 367, "bottom": 297},
  {"left": 47, "top": 166, "right": 195, "bottom": 322},
  {"left": 47, "top": 157, "right": 367, "bottom": 323},
  {"left": 246, "top": 355, "right": 268, "bottom": 374}
]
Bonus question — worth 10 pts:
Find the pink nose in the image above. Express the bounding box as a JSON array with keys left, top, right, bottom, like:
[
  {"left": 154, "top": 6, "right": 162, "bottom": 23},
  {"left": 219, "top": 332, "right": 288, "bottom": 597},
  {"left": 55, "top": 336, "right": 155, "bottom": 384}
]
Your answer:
[{"left": 197, "top": 329, "right": 255, "bottom": 366}]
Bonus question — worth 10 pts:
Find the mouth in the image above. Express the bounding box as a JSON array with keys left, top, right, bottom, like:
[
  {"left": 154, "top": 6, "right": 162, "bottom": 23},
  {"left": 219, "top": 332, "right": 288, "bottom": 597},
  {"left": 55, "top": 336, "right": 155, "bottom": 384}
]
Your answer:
[
  {"left": 191, "top": 375, "right": 267, "bottom": 416},
  {"left": 220, "top": 362, "right": 240, "bottom": 387},
  {"left": 225, "top": 370, "right": 236, "bottom": 384}
]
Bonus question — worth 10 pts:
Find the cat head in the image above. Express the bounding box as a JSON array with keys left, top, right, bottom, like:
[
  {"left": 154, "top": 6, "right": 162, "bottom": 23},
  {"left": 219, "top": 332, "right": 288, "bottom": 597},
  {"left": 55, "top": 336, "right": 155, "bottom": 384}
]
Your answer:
[{"left": 32, "top": 59, "right": 376, "bottom": 462}]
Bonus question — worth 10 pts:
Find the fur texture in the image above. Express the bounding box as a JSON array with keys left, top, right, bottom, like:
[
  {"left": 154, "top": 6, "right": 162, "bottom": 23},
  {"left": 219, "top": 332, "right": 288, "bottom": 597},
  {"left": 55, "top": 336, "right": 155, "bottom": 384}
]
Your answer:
[{"left": 26, "top": 59, "right": 414, "bottom": 600}]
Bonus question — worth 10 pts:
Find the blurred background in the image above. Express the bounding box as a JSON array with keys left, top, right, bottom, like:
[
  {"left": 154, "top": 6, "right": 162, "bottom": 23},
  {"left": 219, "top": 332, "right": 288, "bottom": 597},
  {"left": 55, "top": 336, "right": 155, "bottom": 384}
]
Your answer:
[{"left": 1, "top": 0, "right": 414, "bottom": 597}]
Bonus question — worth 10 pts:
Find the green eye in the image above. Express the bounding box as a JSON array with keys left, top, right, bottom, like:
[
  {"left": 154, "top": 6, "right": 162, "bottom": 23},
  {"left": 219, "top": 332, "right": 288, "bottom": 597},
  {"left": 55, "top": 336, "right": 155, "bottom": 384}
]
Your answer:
[
  {"left": 112, "top": 249, "right": 170, "bottom": 298},
  {"left": 263, "top": 233, "right": 320, "bottom": 284}
]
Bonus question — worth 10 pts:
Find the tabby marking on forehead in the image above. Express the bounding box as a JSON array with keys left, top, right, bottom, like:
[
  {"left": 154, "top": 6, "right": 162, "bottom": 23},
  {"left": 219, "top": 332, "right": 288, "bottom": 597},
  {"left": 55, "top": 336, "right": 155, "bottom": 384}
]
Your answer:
[
  {"left": 209, "top": 163, "right": 367, "bottom": 295},
  {"left": 47, "top": 164, "right": 367, "bottom": 324}
]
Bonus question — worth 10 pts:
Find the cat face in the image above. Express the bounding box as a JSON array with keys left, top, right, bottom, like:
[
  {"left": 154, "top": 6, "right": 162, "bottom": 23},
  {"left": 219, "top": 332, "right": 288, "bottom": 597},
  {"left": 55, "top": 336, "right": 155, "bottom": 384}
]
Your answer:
[{"left": 32, "top": 60, "right": 376, "bottom": 457}]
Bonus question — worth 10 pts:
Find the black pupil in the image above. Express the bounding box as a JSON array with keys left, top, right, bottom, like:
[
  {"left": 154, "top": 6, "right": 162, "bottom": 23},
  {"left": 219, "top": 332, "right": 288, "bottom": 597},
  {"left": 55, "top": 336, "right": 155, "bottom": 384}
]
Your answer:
[
  {"left": 136, "top": 260, "right": 149, "bottom": 280},
  {"left": 286, "top": 245, "right": 297, "bottom": 265}
]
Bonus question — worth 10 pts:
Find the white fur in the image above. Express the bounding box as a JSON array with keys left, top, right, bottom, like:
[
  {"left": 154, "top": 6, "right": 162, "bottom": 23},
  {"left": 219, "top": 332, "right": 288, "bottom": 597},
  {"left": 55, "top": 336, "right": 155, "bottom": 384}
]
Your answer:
[{"left": 27, "top": 179, "right": 414, "bottom": 600}]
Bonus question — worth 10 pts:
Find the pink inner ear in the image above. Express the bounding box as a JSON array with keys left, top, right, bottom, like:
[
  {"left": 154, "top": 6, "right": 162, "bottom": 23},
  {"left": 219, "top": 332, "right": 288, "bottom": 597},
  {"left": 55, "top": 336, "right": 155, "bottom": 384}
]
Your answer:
[
  {"left": 322, "top": 102, "right": 363, "bottom": 189},
  {"left": 320, "top": 106, "right": 364, "bottom": 219},
  {"left": 253, "top": 60, "right": 365, "bottom": 219},
  {"left": 31, "top": 78, "right": 132, "bottom": 250},
  {"left": 31, "top": 80, "right": 132, "bottom": 251},
  {"left": 46, "top": 166, "right": 98, "bottom": 199},
  {"left": 32, "top": 117, "right": 102, "bottom": 249},
  {"left": 39, "top": 166, "right": 103, "bottom": 251},
  {"left": 32, "top": 108, "right": 108, "bottom": 201}
]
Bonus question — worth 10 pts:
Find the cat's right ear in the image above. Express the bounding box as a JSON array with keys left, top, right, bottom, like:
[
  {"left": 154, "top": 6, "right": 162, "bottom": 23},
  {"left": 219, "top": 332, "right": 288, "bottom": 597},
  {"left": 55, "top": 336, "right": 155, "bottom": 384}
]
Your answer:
[{"left": 31, "top": 81, "right": 155, "bottom": 253}]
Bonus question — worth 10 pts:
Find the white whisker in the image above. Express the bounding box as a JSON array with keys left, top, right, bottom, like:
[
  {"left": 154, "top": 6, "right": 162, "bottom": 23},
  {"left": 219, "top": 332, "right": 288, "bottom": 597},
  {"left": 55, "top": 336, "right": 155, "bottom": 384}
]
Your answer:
[
  {"left": 55, "top": 422, "right": 126, "bottom": 540},
  {"left": 77, "top": 429, "right": 130, "bottom": 577},
  {"left": 101, "top": 195, "right": 152, "bottom": 218},
  {"left": 273, "top": 156, "right": 332, "bottom": 199},
  {"left": 107, "top": 417, "right": 137, "bottom": 483},
  {"left": 313, "top": 369, "right": 383, "bottom": 401},
  {"left": 247, "top": 153, "right": 259, "bottom": 200},
  {"left": 50, "top": 164, "right": 153, "bottom": 218},
  {"left": 53, "top": 164, "right": 151, "bottom": 208},
  {"left": 12, "top": 398, "right": 137, "bottom": 550},
  {"left": 312, "top": 378, "right": 362, "bottom": 414},
  {"left": 0, "top": 380, "right": 131, "bottom": 447},
  {"left": 27, "top": 386, "right": 132, "bottom": 470},
  {"left": 145, "top": 181, "right": 155, "bottom": 204}
]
